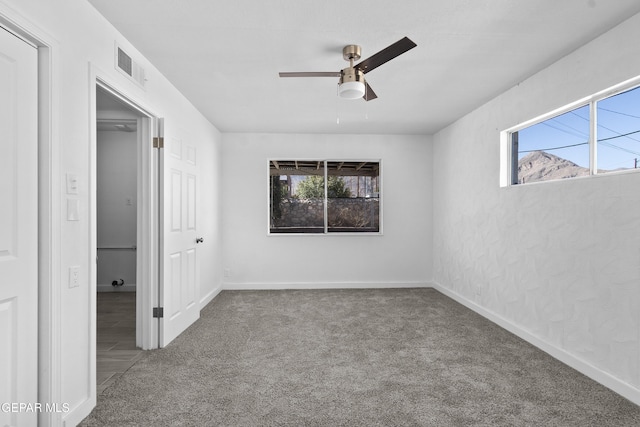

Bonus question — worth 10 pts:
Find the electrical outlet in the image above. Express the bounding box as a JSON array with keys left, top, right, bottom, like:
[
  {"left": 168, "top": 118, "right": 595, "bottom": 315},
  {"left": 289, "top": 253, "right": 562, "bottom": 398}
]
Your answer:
[
  {"left": 69, "top": 266, "right": 80, "bottom": 288},
  {"left": 224, "top": 268, "right": 231, "bottom": 278}
]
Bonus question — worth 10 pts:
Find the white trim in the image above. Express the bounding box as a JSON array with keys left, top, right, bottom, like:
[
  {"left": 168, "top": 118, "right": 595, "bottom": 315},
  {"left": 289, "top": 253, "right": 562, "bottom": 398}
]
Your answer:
[
  {"left": 267, "top": 158, "right": 383, "bottom": 235},
  {"left": 137, "top": 116, "right": 159, "bottom": 350},
  {"left": 0, "top": 4, "right": 64, "bottom": 426},
  {"left": 223, "top": 281, "right": 430, "bottom": 291},
  {"left": 589, "top": 96, "right": 598, "bottom": 175},
  {"left": 0, "top": 1, "right": 50, "bottom": 47},
  {"left": 199, "top": 286, "right": 223, "bottom": 309},
  {"left": 96, "top": 78, "right": 153, "bottom": 116},
  {"left": 91, "top": 67, "right": 161, "bottom": 355},
  {"left": 38, "top": 40, "right": 63, "bottom": 427},
  {"left": 504, "top": 97, "right": 592, "bottom": 135},
  {"left": 323, "top": 160, "right": 328, "bottom": 231},
  {"left": 84, "top": 65, "right": 100, "bottom": 425},
  {"left": 499, "top": 130, "right": 510, "bottom": 187},
  {"left": 267, "top": 231, "right": 384, "bottom": 237},
  {"left": 431, "top": 281, "right": 640, "bottom": 406}
]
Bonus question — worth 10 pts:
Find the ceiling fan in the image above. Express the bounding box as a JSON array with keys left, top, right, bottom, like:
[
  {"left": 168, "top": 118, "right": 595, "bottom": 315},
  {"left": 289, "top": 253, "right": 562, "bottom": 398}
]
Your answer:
[{"left": 279, "top": 37, "right": 417, "bottom": 101}]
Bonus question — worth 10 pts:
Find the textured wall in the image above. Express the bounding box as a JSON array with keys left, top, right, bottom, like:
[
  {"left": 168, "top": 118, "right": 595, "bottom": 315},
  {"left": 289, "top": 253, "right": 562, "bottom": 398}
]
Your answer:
[{"left": 433, "top": 13, "right": 640, "bottom": 395}]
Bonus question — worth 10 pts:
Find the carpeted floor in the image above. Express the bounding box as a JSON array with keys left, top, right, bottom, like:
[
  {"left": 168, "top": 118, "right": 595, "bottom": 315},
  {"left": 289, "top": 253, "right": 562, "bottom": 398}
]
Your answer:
[{"left": 80, "top": 288, "right": 640, "bottom": 426}]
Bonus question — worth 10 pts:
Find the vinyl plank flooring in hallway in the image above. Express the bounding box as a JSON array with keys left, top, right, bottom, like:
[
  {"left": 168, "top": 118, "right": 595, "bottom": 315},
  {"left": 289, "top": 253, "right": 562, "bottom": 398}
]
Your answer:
[{"left": 96, "top": 292, "right": 142, "bottom": 395}]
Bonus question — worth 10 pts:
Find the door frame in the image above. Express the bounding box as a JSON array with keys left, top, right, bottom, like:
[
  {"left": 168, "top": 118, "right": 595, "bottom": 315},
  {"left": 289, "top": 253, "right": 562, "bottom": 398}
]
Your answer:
[
  {"left": 90, "top": 71, "right": 161, "bottom": 351},
  {"left": 0, "top": 5, "right": 59, "bottom": 426}
]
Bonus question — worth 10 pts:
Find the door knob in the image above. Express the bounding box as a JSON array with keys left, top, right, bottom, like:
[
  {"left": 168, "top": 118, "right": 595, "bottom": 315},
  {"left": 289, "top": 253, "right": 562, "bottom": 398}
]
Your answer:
[{"left": 196, "top": 237, "right": 204, "bottom": 244}]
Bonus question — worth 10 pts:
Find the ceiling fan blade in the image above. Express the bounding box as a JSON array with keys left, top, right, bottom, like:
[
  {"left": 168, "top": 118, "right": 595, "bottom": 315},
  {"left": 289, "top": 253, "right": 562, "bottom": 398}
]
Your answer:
[
  {"left": 355, "top": 37, "right": 417, "bottom": 74},
  {"left": 279, "top": 71, "right": 341, "bottom": 78},
  {"left": 363, "top": 81, "right": 378, "bottom": 101}
]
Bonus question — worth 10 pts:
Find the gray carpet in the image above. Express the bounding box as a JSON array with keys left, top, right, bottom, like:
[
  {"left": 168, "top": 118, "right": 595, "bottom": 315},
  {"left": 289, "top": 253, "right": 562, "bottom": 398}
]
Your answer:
[{"left": 80, "top": 288, "right": 640, "bottom": 426}]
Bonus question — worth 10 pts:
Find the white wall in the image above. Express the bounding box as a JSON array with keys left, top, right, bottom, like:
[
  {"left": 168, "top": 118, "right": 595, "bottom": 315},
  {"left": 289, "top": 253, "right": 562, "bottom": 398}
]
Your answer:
[
  {"left": 97, "top": 129, "right": 137, "bottom": 291},
  {"left": 433, "top": 12, "right": 640, "bottom": 403},
  {"left": 222, "top": 133, "right": 432, "bottom": 289},
  {"left": 0, "top": 0, "right": 223, "bottom": 424},
  {"left": 199, "top": 125, "right": 223, "bottom": 306}
]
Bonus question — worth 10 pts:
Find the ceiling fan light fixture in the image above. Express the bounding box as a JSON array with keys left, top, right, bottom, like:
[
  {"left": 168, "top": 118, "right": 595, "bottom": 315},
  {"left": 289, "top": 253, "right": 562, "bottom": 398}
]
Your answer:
[
  {"left": 339, "top": 81, "right": 366, "bottom": 99},
  {"left": 339, "top": 68, "right": 365, "bottom": 99}
]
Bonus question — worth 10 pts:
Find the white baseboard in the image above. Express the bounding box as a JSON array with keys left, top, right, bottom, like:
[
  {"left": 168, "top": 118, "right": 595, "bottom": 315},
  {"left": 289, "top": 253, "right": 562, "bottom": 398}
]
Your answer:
[
  {"left": 200, "top": 285, "right": 223, "bottom": 308},
  {"left": 222, "top": 281, "right": 430, "bottom": 291},
  {"left": 97, "top": 283, "right": 136, "bottom": 292},
  {"left": 63, "top": 394, "right": 95, "bottom": 427},
  {"left": 431, "top": 281, "right": 640, "bottom": 406}
]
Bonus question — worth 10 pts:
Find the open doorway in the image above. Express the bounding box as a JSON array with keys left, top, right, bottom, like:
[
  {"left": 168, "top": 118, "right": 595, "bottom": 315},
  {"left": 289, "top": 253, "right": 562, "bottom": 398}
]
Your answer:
[{"left": 95, "top": 84, "right": 151, "bottom": 393}]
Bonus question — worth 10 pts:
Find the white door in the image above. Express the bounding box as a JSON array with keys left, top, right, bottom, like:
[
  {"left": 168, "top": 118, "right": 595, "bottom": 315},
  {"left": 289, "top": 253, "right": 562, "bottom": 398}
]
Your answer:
[
  {"left": 0, "top": 28, "right": 38, "bottom": 427},
  {"left": 159, "top": 122, "right": 201, "bottom": 346}
]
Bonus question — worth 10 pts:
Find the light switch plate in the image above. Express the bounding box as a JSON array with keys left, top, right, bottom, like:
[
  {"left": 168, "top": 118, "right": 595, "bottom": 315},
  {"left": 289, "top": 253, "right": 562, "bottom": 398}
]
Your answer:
[
  {"left": 66, "top": 173, "right": 79, "bottom": 194},
  {"left": 67, "top": 199, "right": 80, "bottom": 221},
  {"left": 69, "top": 266, "right": 80, "bottom": 288}
]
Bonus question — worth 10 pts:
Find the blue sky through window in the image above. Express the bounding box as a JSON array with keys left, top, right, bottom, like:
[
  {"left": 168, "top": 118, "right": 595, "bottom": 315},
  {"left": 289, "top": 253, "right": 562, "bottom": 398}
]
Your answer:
[
  {"left": 518, "top": 104, "right": 590, "bottom": 168},
  {"left": 596, "top": 86, "right": 640, "bottom": 171},
  {"left": 516, "top": 85, "right": 640, "bottom": 172}
]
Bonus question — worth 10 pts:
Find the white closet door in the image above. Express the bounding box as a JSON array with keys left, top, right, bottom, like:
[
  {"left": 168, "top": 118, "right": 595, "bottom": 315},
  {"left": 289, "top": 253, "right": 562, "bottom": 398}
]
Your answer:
[{"left": 0, "top": 27, "right": 38, "bottom": 427}]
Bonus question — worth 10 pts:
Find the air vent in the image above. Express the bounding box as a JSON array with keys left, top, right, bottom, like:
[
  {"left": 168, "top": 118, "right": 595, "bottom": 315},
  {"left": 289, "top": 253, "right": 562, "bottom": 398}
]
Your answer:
[
  {"left": 117, "top": 47, "right": 132, "bottom": 76},
  {"left": 115, "top": 44, "right": 146, "bottom": 88}
]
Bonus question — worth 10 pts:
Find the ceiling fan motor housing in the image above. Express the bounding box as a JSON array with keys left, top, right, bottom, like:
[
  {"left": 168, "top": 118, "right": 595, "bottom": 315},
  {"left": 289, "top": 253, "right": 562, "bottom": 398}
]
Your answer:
[
  {"left": 340, "top": 67, "right": 364, "bottom": 85},
  {"left": 343, "top": 44, "right": 362, "bottom": 61}
]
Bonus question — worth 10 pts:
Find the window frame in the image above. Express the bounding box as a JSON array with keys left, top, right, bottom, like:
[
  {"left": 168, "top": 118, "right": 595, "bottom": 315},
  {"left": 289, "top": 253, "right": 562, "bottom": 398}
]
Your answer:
[
  {"left": 267, "top": 158, "right": 383, "bottom": 236},
  {"left": 502, "top": 76, "right": 640, "bottom": 187}
]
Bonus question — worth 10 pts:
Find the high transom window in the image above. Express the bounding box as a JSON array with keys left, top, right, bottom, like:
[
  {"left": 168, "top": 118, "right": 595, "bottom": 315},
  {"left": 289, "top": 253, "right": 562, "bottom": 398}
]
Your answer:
[{"left": 507, "top": 82, "right": 640, "bottom": 185}]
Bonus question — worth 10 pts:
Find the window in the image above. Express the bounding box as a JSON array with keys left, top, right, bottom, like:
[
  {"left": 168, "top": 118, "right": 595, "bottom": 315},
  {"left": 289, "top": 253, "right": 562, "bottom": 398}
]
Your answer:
[
  {"left": 269, "top": 160, "right": 380, "bottom": 234},
  {"left": 507, "top": 82, "right": 640, "bottom": 185},
  {"left": 596, "top": 86, "right": 640, "bottom": 173},
  {"left": 512, "top": 105, "right": 591, "bottom": 184}
]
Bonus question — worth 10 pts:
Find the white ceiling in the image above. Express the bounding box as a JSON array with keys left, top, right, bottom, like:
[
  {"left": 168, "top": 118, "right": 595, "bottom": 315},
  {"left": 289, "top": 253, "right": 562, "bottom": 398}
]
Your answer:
[{"left": 88, "top": 0, "right": 640, "bottom": 135}]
